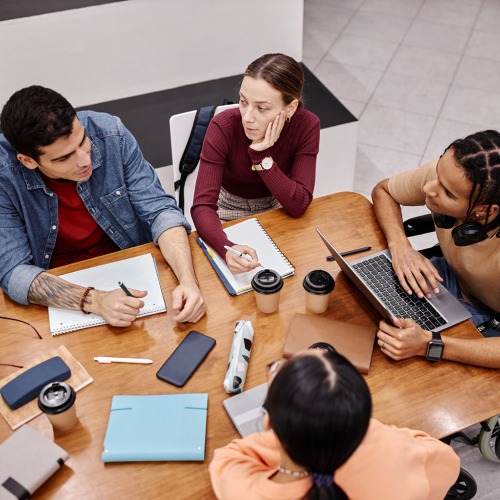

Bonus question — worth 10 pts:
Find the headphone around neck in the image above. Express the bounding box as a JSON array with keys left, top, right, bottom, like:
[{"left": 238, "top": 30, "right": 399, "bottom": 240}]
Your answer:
[{"left": 433, "top": 212, "right": 500, "bottom": 246}]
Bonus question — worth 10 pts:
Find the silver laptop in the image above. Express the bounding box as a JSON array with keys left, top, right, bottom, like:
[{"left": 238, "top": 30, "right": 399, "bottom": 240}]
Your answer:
[
  {"left": 316, "top": 229, "right": 471, "bottom": 332},
  {"left": 223, "top": 383, "right": 267, "bottom": 437}
]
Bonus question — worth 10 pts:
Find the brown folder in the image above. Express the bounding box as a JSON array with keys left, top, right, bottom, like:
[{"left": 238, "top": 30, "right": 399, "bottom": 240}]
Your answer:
[{"left": 283, "top": 314, "right": 377, "bottom": 374}]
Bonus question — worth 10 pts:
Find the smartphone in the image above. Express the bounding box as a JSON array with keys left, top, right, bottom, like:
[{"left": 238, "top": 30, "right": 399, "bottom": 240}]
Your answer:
[{"left": 156, "top": 331, "right": 216, "bottom": 387}]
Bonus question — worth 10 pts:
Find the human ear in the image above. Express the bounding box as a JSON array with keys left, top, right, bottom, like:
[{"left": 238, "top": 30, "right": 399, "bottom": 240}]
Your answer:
[
  {"left": 473, "top": 204, "right": 499, "bottom": 219},
  {"left": 488, "top": 204, "right": 500, "bottom": 218},
  {"left": 262, "top": 411, "right": 271, "bottom": 431},
  {"left": 285, "top": 99, "right": 299, "bottom": 120},
  {"left": 17, "top": 154, "right": 39, "bottom": 170}
]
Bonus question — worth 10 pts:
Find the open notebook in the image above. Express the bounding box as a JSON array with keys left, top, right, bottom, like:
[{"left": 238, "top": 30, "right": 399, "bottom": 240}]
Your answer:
[
  {"left": 197, "top": 218, "right": 294, "bottom": 295},
  {"left": 48, "top": 253, "right": 166, "bottom": 335}
]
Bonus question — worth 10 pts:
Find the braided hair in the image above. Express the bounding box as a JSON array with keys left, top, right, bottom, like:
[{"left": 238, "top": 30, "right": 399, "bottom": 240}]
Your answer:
[
  {"left": 264, "top": 350, "right": 372, "bottom": 500},
  {"left": 445, "top": 130, "right": 500, "bottom": 228}
]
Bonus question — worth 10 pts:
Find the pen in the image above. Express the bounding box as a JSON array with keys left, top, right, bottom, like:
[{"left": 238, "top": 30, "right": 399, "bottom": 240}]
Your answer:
[
  {"left": 224, "top": 245, "right": 258, "bottom": 264},
  {"left": 94, "top": 357, "right": 153, "bottom": 364},
  {"left": 326, "top": 246, "right": 372, "bottom": 261},
  {"left": 118, "top": 281, "right": 133, "bottom": 296}
]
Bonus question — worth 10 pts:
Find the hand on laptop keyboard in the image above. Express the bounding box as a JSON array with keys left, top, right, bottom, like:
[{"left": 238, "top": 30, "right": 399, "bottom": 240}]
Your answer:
[
  {"left": 376, "top": 317, "right": 432, "bottom": 361},
  {"left": 386, "top": 244, "right": 443, "bottom": 299}
]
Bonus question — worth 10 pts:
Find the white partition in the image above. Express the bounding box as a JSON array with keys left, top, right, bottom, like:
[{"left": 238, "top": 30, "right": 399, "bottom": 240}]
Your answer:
[
  {"left": 314, "top": 122, "right": 358, "bottom": 197},
  {"left": 0, "top": 0, "right": 303, "bottom": 107}
]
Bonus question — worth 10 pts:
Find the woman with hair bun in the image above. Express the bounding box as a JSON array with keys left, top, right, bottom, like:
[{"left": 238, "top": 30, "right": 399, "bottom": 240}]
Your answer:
[
  {"left": 210, "top": 349, "right": 459, "bottom": 499},
  {"left": 192, "top": 53, "right": 320, "bottom": 274}
]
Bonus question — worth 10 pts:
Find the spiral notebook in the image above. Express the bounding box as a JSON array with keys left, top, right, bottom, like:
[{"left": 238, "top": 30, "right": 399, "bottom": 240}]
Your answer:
[
  {"left": 48, "top": 253, "right": 166, "bottom": 335},
  {"left": 197, "top": 218, "right": 294, "bottom": 295}
]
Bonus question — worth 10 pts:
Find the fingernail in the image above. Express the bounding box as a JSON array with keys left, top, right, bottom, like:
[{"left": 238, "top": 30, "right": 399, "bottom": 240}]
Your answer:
[
  {"left": 426, "top": 293, "right": 432, "bottom": 299},
  {"left": 417, "top": 292, "right": 423, "bottom": 298},
  {"left": 434, "top": 287, "right": 439, "bottom": 293}
]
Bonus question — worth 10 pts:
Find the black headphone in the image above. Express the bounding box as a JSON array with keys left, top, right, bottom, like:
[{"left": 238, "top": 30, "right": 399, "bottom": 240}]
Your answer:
[{"left": 434, "top": 212, "right": 500, "bottom": 246}]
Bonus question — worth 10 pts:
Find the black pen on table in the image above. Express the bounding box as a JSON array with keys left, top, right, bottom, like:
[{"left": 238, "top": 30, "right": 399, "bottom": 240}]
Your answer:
[
  {"left": 326, "top": 246, "right": 372, "bottom": 261},
  {"left": 118, "top": 281, "right": 133, "bottom": 296}
]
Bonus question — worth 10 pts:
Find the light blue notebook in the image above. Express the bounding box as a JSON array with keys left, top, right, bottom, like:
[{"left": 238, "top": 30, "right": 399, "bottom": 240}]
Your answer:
[{"left": 102, "top": 394, "right": 208, "bottom": 462}]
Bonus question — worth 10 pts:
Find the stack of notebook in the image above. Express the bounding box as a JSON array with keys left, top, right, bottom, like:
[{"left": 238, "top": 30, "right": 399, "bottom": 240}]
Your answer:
[{"left": 198, "top": 218, "right": 294, "bottom": 295}]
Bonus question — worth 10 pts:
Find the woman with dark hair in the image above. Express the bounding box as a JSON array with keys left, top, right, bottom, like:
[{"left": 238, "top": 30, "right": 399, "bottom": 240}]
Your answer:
[
  {"left": 373, "top": 130, "right": 500, "bottom": 367},
  {"left": 210, "top": 350, "right": 459, "bottom": 499},
  {"left": 191, "top": 53, "right": 320, "bottom": 274}
]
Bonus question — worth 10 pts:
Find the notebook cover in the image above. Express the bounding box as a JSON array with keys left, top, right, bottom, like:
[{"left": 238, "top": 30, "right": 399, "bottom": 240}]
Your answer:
[
  {"left": 222, "top": 383, "right": 268, "bottom": 438},
  {"left": 197, "top": 238, "right": 236, "bottom": 295},
  {"left": 284, "top": 314, "right": 377, "bottom": 374},
  {"left": 0, "top": 425, "right": 69, "bottom": 498},
  {"left": 102, "top": 394, "right": 208, "bottom": 462}
]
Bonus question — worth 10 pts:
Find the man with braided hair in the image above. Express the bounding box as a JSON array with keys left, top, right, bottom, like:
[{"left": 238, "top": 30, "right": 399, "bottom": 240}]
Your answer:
[{"left": 372, "top": 130, "right": 500, "bottom": 368}]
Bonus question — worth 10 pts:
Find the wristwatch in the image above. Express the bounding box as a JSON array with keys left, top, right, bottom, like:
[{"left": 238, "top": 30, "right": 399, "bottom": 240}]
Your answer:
[
  {"left": 426, "top": 331, "right": 444, "bottom": 362},
  {"left": 252, "top": 157, "right": 274, "bottom": 171}
]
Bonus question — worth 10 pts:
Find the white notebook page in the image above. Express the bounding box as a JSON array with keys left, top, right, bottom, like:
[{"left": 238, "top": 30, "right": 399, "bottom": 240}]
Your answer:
[
  {"left": 201, "top": 218, "right": 294, "bottom": 294},
  {"left": 48, "top": 253, "right": 166, "bottom": 335}
]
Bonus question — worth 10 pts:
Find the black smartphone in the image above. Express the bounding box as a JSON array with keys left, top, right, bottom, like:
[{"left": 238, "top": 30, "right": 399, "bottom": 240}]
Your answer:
[{"left": 156, "top": 331, "right": 216, "bottom": 387}]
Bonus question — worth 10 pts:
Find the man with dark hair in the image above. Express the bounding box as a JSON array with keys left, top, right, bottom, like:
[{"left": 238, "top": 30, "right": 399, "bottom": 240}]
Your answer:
[
  {"left": 0, "top": 85, "right": 206, "bottom": 325},
  {"left": 372, "top": 130, "right": 500, "bottom": 368}
]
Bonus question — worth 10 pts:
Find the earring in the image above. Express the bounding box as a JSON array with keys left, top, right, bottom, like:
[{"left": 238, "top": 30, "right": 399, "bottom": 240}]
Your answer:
[{"left": 286, "top": 115, "right": 291, "bottom": 122}]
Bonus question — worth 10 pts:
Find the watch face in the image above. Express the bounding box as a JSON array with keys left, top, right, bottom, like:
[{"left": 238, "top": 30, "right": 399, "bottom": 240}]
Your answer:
[
  {"left": 261, "top": 157, "right": 273, "bottom": 170},
  {"left": 427, "top": 342, "right": 443, "bottom": 361}
]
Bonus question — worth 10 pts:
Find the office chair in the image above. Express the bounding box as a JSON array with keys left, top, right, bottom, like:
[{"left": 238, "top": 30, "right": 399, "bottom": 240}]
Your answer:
[
  {"left": 404, "top": 213, "right": 500, "bottom": 465},
  {"left": 445, "top": 468, "right": 477, "bottom": 499},
  {"left": 169, "top": 103, "right": 238, "bottom": 229}
]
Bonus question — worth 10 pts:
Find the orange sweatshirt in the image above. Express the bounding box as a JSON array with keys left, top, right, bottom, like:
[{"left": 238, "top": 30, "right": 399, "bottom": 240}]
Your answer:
[{"left": 209, "top": 419, "right": 460, "bottom": 500}]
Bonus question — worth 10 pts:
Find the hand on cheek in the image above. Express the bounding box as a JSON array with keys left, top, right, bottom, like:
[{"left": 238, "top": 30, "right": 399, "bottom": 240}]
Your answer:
[{"left": 251, "top": 111, "right": 286, "bottom": 151}]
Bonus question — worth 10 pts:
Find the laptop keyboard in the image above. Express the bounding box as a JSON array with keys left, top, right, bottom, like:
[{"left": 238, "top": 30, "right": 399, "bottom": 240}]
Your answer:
[{"left": 352, "top": 254, "right": 447, "bottom": 330}]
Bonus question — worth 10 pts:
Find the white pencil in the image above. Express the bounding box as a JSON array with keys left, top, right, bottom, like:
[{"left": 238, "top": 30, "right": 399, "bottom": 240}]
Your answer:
[{"left": 94, "top": 357, "right": 153, "bottom": 364}]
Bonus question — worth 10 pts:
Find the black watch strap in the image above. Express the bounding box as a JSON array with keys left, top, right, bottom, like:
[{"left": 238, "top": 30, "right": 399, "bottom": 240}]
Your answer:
[{"left": 431, "top": 331, "right": 442, "bottom": 342}]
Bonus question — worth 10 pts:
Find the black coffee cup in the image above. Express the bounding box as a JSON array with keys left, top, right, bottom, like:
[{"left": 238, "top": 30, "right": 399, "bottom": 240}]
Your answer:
[
  {"left": 303, "top": 270, "right": 335, "bottom": 313},
  {"left": 38, "top": 381, "right": 77, "bottom": 431},
  {"left": 251, "top": 269, "right": 283, "bottom": 313}
]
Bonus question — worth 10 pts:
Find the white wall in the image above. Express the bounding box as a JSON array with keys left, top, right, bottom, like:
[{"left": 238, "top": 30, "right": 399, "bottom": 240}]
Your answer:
[
  {"left": 0, "top": 0, "right": 303, "bottom": 107},
  {"left": 1, "top": 0, "right": 358, "bottom": 199}
]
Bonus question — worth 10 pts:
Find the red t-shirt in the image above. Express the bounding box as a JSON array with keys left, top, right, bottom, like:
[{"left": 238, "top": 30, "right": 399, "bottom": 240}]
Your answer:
[{"left": 42, "top": 175, "right": 119, "bottom": 268}]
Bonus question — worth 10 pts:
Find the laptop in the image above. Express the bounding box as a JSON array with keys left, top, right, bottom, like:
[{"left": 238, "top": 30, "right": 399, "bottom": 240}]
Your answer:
[
  {"left": 223, "top": 383, "right": 268, "bottom": 437},
  {"left": 316, "top": 229, "right": 471, "bottom": 332}
]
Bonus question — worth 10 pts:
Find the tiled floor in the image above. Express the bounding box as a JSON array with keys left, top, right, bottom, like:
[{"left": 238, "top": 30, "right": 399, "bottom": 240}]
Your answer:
[{"left": 303, "top": 0, "right": 500, "bottom": 497}]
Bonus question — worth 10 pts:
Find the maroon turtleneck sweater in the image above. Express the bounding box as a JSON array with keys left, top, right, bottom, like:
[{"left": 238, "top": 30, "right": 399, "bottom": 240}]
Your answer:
[{"left": 191, "top": 107, "right": 320, "bottom": 258}]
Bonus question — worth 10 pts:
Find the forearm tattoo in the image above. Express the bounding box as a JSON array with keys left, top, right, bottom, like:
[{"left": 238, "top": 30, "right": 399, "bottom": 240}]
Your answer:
[{"left": 28, "top": 272, "right": 87, "bottom": 310}]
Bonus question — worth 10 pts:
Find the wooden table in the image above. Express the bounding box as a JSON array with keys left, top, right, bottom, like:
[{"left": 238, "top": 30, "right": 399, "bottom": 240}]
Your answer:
[{"left": 1, "top": 192, "right": 499, "bottom": 499}]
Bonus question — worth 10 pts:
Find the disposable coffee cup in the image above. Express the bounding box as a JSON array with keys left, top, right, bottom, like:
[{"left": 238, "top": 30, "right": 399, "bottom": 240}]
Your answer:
[
  {"left": 303, "top": 270, "right": 335, "bottom": 314},
  {"left": 38, "top": 381, "right": 77, "bottom": 432},
  {"left": 251, "top": 269, "right": 283, "bottom": 313}
]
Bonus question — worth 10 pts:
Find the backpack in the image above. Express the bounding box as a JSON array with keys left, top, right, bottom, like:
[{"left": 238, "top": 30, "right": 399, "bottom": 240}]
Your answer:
[{"left": 174, "top": 105, "right": 216, "bottom": 213}]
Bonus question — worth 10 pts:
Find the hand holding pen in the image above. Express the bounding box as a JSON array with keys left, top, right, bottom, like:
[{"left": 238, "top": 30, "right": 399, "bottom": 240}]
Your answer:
[
  {"left": 224, "top": 245, "right": 261, "bottom": 274},
  {"left": 98, "top": 281, "right": 146, "bottom": 327}
]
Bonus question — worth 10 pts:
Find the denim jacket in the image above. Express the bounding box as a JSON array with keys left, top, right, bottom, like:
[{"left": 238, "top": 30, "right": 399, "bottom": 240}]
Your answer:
[{"left": 0, "top": 111, "right": 189, "bottom": 305}]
